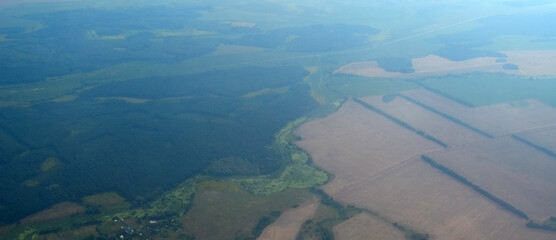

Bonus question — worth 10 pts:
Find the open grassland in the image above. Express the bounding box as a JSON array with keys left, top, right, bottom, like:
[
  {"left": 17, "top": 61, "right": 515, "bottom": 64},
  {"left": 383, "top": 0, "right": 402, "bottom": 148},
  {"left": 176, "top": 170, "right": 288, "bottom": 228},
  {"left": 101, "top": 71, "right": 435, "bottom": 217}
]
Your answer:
[
  {"left": 295, "top": 100, "right": 441, "bottom": 196},
  {"left": 427, "top": 136, "right": 556, "bottom": 221},
  {"left": 181, "top": 181, "right": 314, "bottom": 240},
  {"left": 360, "top": 95, "right": 489, "bottom": 147},
  {"left": 333, "top": 213, "right": 405, "bottom": 240},
  {"left": 328, "top": 74, "right": 419, "bottom": 98},
  {"left": 257, "top": 198, "right": 319, "bottom": 240},
  {"left": 515, "top": 125, "right": 556, "bottom": 156},
  {"left": 81, "top": 192, "right": 129, "bottom": 209},
  {"left": 402, "top": 89, "right": 556, "bottom": 136},
  {"left": 41, "top": 225, "right": 98, "bottom": 240},
  {"left": 334, "top": 158, "right": 556, "bottom": 240},
  {"left": 20, "top": 202, "right": 85, "bottom": 225},
  {"left": 334, "top": 61, "right": 404, "bottom": 78},
  {"left": 415, "top": 72, "right": 556, "bottom": 107},
  {"left": 335, "top": 51, "right": 556, "bottom": 78}
]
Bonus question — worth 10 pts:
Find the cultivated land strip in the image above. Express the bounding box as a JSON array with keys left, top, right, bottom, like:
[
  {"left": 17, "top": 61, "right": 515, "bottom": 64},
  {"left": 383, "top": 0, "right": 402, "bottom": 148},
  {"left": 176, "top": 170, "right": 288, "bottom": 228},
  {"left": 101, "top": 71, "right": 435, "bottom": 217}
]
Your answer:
[
  {"left": 397, "top": 93, "right": 494, "bottom": 138},
  {"left": 511, "top": 134, "right": 556, "bottom": 160},
  {"left": 360, "top": 95, "right": 490, "bottom": 147},
  {"left": 297, "top": 89, "right": 556, "bottom": 238},
  {"left": 333, "top": 213, "right": 405, "bottom": 240},
  {"left": 402, "top": 89, "right": 556, "bottom": 137},
  {"left": 257, "top": 198, "right": 319, "bottom": 240},
  {"left": 421, "top": 155, "right": 529, "bottom": 220},
  {"left": 353, "top": 98, "right": 448, "bottom": 148}
]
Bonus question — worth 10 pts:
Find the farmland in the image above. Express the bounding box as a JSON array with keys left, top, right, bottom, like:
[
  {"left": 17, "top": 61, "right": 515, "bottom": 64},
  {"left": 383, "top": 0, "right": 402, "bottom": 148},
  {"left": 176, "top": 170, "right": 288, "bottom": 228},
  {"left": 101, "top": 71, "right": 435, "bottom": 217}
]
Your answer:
[
  {"left": 3, "top": 0, "right": 556, "bottom": 239},
  {"left": 257, "top": 198, "right": 319, "bottom": 240},
  {"left": 181, "top": 181, "right": 314, "bottom": 240},
  {"left": 515, "top": 125, "right": 556, "bottom": 156},
  {"left": 359, "top": 95, "right": 488, "bottom": 147},
  {"left": 295, "top": 100, "right": 441, "bottom": 196},
  {"left": 335, "top": 51, "right": 556, "bottom": 78},
  {"left": 427, "top": 136, "right": 556, "bottom": 221},
  {"left": 295, "top": 87, "right": 556, "bottom": 239},
  {"left": 333, "top": 213, "right": 404, "bottom": 240},
  {"left": 333, "top": 158, "right": 555, "bottom": 240},
  {"left": 402, "top": 89, "right": 556, "bottom": 136}
]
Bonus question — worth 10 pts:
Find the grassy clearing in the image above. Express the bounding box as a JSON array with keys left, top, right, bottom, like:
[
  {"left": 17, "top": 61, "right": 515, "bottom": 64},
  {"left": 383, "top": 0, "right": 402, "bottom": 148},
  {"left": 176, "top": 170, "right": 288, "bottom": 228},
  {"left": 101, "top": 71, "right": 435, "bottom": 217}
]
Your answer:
[
  {"left": 40, "top": 157, "right": 60, "bottom": 172},
  {"left": 418, "top": 72, "right": 556, "bottom": 107},
  {"left": 81, "top": 192, "right": 129, "bottom": 209},
  {"left": 22, "top": 180, "right": 39, "bottom": 187},
  {"left": 329, "top": 74, "right": 419, "bottom": 98},
  {"left": 181, "top": 181, "right": 313, "bottom": 240}
]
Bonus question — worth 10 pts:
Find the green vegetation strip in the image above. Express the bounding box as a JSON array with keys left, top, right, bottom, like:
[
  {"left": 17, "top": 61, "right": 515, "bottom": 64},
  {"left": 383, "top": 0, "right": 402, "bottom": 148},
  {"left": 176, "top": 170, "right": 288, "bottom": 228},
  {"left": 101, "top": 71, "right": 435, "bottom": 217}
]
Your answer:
[
  {"left": 228, "top": 117, "right": 329, "bottom": 195},
  {"left": 526, "top": 216, "right": 556, "bottom": 232},
  {"left": 511, "top": 135, "right": 556, "bottom": 160},
  {"left": 421, "top": 155, "right": 529, "bottom": 220},
  {"left": 353, "top": 98, "right": 447, "bottom": 148},
  {"left": 397, "top": 94, "right": 494, "bottom": 138}
]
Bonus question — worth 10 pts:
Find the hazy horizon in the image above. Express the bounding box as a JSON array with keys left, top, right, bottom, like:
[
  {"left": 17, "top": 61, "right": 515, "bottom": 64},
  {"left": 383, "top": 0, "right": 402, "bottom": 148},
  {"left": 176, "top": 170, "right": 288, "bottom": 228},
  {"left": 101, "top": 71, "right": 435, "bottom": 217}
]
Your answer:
[{"left": 1, "top": 1, "right": 556, "bottom": 239}]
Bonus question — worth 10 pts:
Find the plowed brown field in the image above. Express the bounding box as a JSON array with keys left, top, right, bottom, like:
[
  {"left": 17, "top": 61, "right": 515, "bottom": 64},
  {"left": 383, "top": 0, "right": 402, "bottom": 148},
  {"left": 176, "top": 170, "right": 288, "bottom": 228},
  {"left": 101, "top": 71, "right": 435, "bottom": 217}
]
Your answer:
[
  {"left": 333, "top": 213, "right": 405, "bottom": 240},
  {"left": 296, "top": 89, "right": 556, "bottom": 239},
  {"left": 360, "top": 95, "right": 488, "bottom": 147},
  {"left": 427, "top": 136, "right": 556, "bottom": 221},
  {"left": 335, "top": 51, "right": 556, "bottom": 78},
  {"left": 516, "top": 125, "right": 556, "bottom": 154},
  {"left": 402, "top": 89, "right": 556, "bottom": 136},
  {"left": 334, "top": 159, "right": 555, "bottom": 240},
  {"left": 257, "top": 198, "right": 320, "bottom": 240},
  {"left": 295, "top": 100, "right": 441, "bottom": 196}
]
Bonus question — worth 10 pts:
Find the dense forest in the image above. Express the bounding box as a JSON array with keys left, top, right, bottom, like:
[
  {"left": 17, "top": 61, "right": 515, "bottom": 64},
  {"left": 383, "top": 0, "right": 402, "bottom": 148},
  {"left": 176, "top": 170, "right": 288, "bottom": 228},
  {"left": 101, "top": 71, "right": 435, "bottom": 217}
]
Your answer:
[{"left": 0, "top": 65, "right": 319, "bottom": 224}]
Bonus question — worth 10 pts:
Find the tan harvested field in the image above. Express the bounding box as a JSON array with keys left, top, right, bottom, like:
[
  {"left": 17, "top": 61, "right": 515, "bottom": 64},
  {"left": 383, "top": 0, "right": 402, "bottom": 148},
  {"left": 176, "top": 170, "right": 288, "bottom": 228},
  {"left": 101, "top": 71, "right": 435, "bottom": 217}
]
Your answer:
[
  {"left": 20, "top": 202, "right": 85, "bottom": 224},
  {"left": 295, "top": 100, "right": 442, "bottom": 196},
  {"left": 334, "top": 158, "right": 556, "bottom": 240},
  {"left": 333, "top": 213, "right": 404, "bottom": 240},
  {"left": 412, "top": 55, "right": 504, "bottom": 75},
  {"left": 257, "top": 198, "right": 319, "bottom": 240},
  {"left": 334, "top": 61, "right": 404, "bottom": 77},
  {"left": 516, "top": 125, "right": 556, "bottom": 154},
  {"left": 505, "top": 50, "right": 556, "bottom": 76},
  {"left": 360, "top": 95, "right": 489, "bottom": 147},
  {"left": 335, "top": 51, "right": 556, "bottom": 78},
  {"left": 402, "top": 89, "right": 556, "bottom": 136},
  {"left": 427, "top": 136, "right": 556, "bottom": 221},
  {"left": 296, "top": 94, "right": 556, "bottom": 239},
  {"left": 334, "top": 55, "right": 506, "bottom": 78}
]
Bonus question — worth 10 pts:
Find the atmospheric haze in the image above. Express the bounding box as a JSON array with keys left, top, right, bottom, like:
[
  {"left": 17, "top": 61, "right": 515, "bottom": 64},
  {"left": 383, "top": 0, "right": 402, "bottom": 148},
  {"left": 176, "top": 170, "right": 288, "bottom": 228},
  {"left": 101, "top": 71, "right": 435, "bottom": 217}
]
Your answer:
[{"left": 1, "top": 0, "right": 556, "bottom": 239}]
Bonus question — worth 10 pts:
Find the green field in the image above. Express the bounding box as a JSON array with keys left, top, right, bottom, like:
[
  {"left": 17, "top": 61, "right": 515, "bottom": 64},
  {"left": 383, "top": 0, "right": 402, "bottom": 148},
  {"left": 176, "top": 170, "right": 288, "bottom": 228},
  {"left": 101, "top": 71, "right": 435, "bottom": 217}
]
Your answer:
[{"left": 417, "top": 73, "right": 556, "bottom": 107}]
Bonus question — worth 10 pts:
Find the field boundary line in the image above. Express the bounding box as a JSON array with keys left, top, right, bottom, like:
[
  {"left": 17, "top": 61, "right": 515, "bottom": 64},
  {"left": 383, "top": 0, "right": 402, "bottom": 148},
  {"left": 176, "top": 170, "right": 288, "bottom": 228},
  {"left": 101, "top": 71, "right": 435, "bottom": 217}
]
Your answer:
[
  {"left": 421, "top": 154, "right": 529, "bottom": 220},
  {"left": 332, "top": 148, "right": 443, "bottom": 198},
  {"left": 353, "top": 98, "right": 449, "bottom": 148},
  {"left": 397, "top": 93, "right": 494, "bottom": 138}
]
